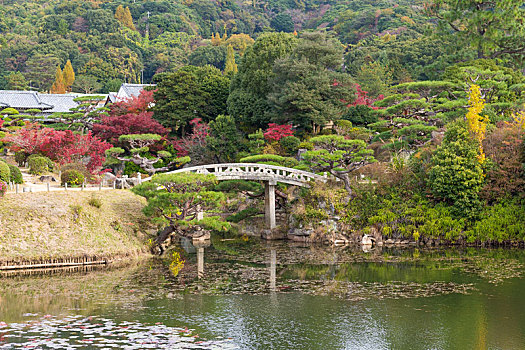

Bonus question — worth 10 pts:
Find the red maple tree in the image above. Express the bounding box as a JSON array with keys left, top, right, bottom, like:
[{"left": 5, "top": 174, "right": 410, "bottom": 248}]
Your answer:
[
  {"left": 93, "top": 90, "right": 168, "bottom": 144},
  {"left": 263, "top": 123, "right": 294, "bottom": 142},
  {"left": 6, "top": 124, "right": 111, "bottom": 173},
  {"left": 348, "top": 83, "right": 384, "bottom": 109}
]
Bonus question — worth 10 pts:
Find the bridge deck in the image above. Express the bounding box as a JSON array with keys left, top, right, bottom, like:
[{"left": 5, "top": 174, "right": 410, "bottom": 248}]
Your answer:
[{"left": 143, "top": 163, "right": 326, "bottom": 187}]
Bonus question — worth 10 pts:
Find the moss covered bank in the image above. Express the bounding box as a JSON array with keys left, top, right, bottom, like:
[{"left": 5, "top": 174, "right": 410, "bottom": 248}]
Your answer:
[{"left": 0, "top": 190, "right": 154, "bottom": 265}]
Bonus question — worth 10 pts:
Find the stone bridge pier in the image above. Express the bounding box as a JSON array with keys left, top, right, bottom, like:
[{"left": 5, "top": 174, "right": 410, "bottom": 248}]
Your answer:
[{"left": 264, "top": 180, "right": 277, "bottom": 230}]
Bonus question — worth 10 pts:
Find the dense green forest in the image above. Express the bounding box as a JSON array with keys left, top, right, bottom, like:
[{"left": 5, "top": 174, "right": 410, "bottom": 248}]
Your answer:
[{"left": 0, "top": 0, "right": 495, "bottom": 92}]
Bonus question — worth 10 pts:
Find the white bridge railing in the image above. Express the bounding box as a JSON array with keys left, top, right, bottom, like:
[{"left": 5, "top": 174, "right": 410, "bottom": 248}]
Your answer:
[{"left": 143, "top": 163, "right": 326, "bottom": 187}]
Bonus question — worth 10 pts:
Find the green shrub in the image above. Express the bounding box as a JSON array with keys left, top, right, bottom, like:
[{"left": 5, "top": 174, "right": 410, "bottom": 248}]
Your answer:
[
  {"left": 239, "top": 154, "right": 299, "bottom": 168},
  {"left": 61, "top": 162, "right": 92, "bottom": 180},
  {"left": 8, "top": 164, "right": 23, "bottom": 184},
  {"left": 428, "top": 121, "right": 484, "bottom": 219},
  {"left": 15, "top": 151, "right": 28, "bottom": 166},
  {"left": 343, "top": 105, "right": 379, "bottom": 126},
  {"left": 28, "top": 156, "right": 51, "bottom": 175},
  {"left": 61, "top": 169, "right": 85, "bottom": 186},
  {"left": 279, "top": 136, "right": 301, "bottom": 155},
  {"left": 0, "top": 161, "right": 10, "bottom": 182},
  {"left": 465, "top": 201, "right": 525, "bottom": 243},
  {"left": 88, "top": 196, "right": 102, "bottom": 208},
  {"left": 298, "top": 141, "right": 314, "bottom": 150}
]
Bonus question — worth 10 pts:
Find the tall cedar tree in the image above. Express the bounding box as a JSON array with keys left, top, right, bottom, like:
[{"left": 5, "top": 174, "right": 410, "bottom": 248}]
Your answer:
[
  {"left": 63, "top": 60, "right": 75, "bottom": 91},
  {"left": 115, "top": 5, "right": 135, "bottom": 30},
  {"left": 50, "top": 66, "right": 66, "bottom": 94},
  {"left": 224, "top": 45, "right": 238, "bottom": 74}
]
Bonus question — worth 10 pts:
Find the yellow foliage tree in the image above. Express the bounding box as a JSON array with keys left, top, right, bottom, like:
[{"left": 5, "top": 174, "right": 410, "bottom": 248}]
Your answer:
[
  {"left": 115, "top": 5, "right": 135, "bottom": 30},
  {"left": 224, "top": 45, "right": 237, "bottom": 74},
  {"left": 50, "top": 66, "right": 66, "bottom": 94},
  {"left": 115, "top": 5, "right": 125, "bottom": 22},
  {"left": 123, "top": 7, "right": 136, "bottom": 30},
  {"left": 509, "top": 107, "right": 525, "bottom": 130},
  {"left": 225, "top": 33, "right": 254, "bottom": 55},
  {"left": 63, "top": 59, "right": 75, "bottom": 91},
  {"left": 465, "top": 84, "right": 489, "bottom": 164},
  {"left": 211, "top": 32, "right": 223, "bottom": 46}
]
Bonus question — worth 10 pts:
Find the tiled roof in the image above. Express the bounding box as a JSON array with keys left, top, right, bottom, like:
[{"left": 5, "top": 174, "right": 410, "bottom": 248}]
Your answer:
[
  {"left": 107, "top": 92, "right": 117, "bottom": 103},
  {"left": 0, "top": 90, "right": 53, "bottom": 110},
  {"left": 117, "top": 83, "right": 155, "bottom": 99},
  {"left": 39, "top": 94, "right": 79, "bottom": 114}
]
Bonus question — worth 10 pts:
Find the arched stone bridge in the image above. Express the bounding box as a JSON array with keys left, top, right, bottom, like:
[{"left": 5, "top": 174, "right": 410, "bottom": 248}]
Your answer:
[{"left": 143, "top": 163, "right": 326, "bottom": 229}]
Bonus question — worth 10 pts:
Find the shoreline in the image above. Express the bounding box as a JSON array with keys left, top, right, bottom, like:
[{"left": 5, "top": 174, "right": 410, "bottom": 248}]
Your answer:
[{"left": 0, "top": 191, "right": 154, "bottom": 266}]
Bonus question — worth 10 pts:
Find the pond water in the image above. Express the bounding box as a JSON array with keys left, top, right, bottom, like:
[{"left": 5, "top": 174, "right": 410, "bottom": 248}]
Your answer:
[{"left": 1, "top": 240, "right": 525, "bottom": 349}]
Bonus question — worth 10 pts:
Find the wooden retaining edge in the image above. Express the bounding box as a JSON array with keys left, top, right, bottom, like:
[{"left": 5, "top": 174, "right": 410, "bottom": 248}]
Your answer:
[
  {"left": 0, "top": 259, "right": 107, "bottom": 271},
  {"left": 0, "top": 249, "right": 146, "bottom": 272}
]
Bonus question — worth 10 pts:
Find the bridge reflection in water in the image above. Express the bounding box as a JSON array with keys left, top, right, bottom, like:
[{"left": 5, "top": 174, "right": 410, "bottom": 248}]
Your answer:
[{"left": 182, "top": 237, "right": 277, "bottom": 289}]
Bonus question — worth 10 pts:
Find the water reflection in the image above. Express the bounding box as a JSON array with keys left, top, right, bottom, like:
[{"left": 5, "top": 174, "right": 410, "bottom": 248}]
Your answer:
[
  {"left": 1, "top": 242, "right": 525, "bottom": 350},
  {"left": 270, "top": 249, "right": 276, "bottom": 292}
]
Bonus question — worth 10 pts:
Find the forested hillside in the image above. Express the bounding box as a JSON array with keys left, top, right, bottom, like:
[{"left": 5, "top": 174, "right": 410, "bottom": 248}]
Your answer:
[
  {"left": 0, "top": 0, "right": 472, "bottom": 93},
  {"left": 1, "top": 0, "right": 525, "bottom": 244}
]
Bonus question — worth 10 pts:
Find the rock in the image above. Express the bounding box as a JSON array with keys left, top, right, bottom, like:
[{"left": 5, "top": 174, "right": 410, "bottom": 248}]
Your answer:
[
  {"left": 287, "top": 234, "right": 310, "bottom": 243},
  {"left": 401, "top": 240, "right": 409, "bottom": 245},
  {"left": 262, "top": 229, "right": 285, "bottom": 240},
  {"left": 361, "top": 234, "right": 374, "bottom": 246},
  {"left": 39, "top": 175, "right": 57, "bottom": 182},
  {"left": 288, "top": 228, "right": 312, "bottom": 237},
  {"left": 385, "top": 239, "right": 395, "bottom": 245},
  {"left": 333, "top": 239, "right": 347, "bottom": 246}
]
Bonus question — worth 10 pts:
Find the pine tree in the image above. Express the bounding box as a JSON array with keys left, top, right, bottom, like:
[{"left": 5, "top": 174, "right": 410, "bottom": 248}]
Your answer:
[
  {"left": 224, "top": 45, "right": 238, "bottom": 74},
  {"left": 50, "top": 66, "right": 66, "bottom": 94},
  {"left": 63, "top": 59, "right": 75, "bottom": 91}
]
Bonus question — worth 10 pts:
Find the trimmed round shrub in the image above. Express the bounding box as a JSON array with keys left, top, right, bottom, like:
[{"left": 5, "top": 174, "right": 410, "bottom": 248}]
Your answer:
[
  {"left": 28, "top": 156, "right": 51, "bottom": 175},
  {"left": 8, "top": 164, "right": 23, "bottom": 184},
  {"left": 342, "top": 105, "right": 379, "bottom": 126},
  {"left": 279, "top": 136, "right": 301, "bottom": 156},
  {"left": 61, "top": 162, "right": 91, "bottom": 181},
  {"left": 0, "top": 180, "right": 7, "bottom": 197},
  {"left": 15, "top": 151, "right": 28, "bottom": 166},
  {"left": 0, "top": 161, "right": 10, "bottom": 182},
  {"left": 61, "top": 169, "right": 85, "bottom": 186}
]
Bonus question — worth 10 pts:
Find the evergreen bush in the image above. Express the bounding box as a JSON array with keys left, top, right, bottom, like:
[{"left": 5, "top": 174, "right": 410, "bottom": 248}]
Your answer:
[
  {"left": 0, "top": 161, "right": 10, "bottom": 182},
  {"left": 28, "top": 156, "right": 51, "bottom": 175},
  {"left": 8, "top": 164, "right": 23, "bottom": 184},
  {"left": 61, "top": 169, "right": 85, "bottom": 186}
]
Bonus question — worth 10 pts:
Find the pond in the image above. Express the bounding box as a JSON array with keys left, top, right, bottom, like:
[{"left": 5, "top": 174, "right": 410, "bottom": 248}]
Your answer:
[{"left": 1, "top": 240, "right": 525, "bottom": 349}]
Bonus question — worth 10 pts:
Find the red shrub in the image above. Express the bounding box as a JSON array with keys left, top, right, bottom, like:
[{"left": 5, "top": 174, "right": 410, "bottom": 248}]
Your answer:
[{"left": 264, "top": 124, "right": 293, "bottom": 142}]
